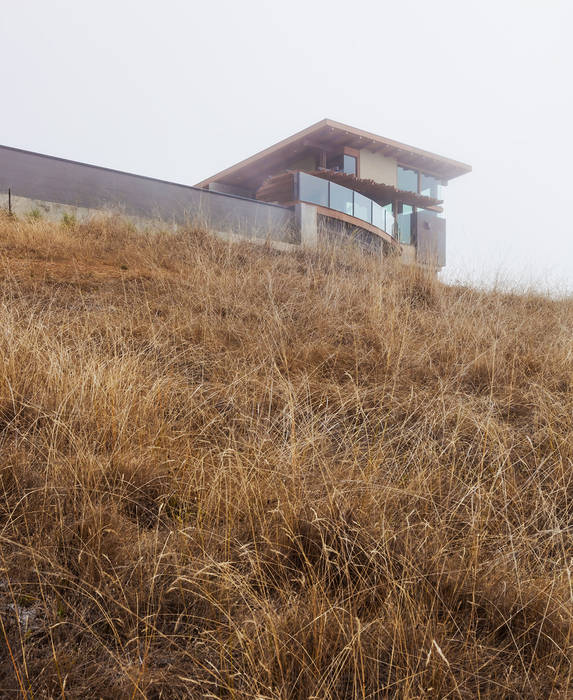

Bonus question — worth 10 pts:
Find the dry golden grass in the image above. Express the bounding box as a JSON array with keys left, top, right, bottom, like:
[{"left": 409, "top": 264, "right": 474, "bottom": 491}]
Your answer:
[{"left": 0, "top": 211, "right": 572, "bottom": 698}]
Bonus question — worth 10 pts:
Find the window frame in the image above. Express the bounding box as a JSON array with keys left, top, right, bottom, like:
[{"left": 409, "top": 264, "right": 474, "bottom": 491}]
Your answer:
[{"left": 343, "top": 146, "right": 360, "bottom": 177}]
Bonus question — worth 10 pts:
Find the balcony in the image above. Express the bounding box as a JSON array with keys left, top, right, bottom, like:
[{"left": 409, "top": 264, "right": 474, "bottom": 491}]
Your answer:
[
  {"left": 255, "top": 169, "right": 443, "bottom": 249},
  {"left": 297, "top": 172, "right": 396, "bottom": 239}
]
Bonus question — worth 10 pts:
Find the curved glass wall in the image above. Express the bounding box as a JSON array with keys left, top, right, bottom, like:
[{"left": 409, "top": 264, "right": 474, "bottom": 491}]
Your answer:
[{"left": 298, "top": 172, "right": 395, "bottom": 237}]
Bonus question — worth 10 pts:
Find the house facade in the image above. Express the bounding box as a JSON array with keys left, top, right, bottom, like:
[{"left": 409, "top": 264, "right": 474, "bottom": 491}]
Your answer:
[{"left": 196, "top": 119, "right": 472, "bottom": 268}]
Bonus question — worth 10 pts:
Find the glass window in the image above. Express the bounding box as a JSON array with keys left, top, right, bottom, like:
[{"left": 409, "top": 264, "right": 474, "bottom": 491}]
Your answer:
[
  {"left": 354, "top": 192, "right": 371, "bottom": 223},
  {"left": 397, "top": 203, "right": 414, "bottom": 244},
  {"left": 397, "top": 166, "right": 418, "bottom": 193},
  {"left": 326, "top": 154, "right": 357, "bottom": 175},
  {"left": 420, "top": 173, "right": 443, "bottom": 200},
  {"left": 299, "top": 172, "right": 328, "bottom": 207},
  {"left": 330, "top": 182, "right": 354, "bottom": 216},
  {"left": 343, "top": 154, "right": 357, "bottom": 175}
]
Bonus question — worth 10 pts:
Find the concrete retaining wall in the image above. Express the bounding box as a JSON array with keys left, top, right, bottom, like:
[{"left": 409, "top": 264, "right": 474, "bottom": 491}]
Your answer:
[{"left": 0, "top": 145, "right": 297, "bottom": 243}]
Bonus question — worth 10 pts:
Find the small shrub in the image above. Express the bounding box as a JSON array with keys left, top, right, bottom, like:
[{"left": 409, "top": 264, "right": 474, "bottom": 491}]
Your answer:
[{"left": 61, "top": 212, "right": 77, "bottom": 227}]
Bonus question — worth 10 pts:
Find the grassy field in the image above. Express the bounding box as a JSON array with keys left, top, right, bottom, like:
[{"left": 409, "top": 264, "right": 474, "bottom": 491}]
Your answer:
[{"left": 0, "top": 212, "right": 571, "bottom": 698}]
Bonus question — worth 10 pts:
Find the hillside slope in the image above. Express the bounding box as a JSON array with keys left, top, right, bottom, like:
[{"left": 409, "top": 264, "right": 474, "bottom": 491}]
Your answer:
[{"left": 0, "top": 213, "right": 572, "bottom": 698}]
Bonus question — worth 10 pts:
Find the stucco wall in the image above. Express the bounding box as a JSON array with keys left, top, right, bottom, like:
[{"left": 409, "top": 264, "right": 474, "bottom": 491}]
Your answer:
[{"left": 359, "top": 150, "right": 397, "bottom": 186}]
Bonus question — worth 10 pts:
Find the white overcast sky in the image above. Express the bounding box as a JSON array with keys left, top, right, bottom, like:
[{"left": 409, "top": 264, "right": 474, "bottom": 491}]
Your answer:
[{"left": 1, "top": 0, "right": 572, "bottom": 291}]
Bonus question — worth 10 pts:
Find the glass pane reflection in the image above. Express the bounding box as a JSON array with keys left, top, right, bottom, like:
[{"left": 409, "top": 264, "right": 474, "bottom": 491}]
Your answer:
[
  {"left": 354, "top": 192, "right": 371, "bottom": 223},
  {"left": 330, "top": 182, "right": 354, "bottom": 215},
  {"left": 343, "top": 155, "right": 357, "bottom": 175},
  {"left": 299, "top": 172, "right": 329, "bottom": 207}
]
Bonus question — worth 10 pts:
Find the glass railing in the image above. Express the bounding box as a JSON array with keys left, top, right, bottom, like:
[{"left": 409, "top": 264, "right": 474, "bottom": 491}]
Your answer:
[{"left": 298, "top": 172, "right": 396, "bottom": 237}]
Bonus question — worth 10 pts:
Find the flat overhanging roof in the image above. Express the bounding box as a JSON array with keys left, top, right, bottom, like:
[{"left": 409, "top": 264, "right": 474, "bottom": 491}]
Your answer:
[{"left": 195, "top": 118, "right": 472, "bottom": 190}]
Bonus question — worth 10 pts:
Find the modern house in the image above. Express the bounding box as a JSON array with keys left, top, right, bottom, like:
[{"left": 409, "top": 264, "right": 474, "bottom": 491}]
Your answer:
[
  {"left": 1, "top": 119, "right": 470, "bottom": 269},
  {"left": 196, "top": 119, "right": 471, "bottom": 268}
]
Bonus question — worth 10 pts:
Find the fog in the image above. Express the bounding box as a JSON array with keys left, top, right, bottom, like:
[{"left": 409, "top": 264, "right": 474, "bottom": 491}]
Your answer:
[{"left": 1, "top": 0, "right": 572, "bottom": 291}]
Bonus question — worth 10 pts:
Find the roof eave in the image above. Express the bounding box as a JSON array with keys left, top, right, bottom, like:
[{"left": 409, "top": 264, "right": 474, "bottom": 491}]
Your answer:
[{"left": 195, "top": 119, "right": 472, "bottom": 188}]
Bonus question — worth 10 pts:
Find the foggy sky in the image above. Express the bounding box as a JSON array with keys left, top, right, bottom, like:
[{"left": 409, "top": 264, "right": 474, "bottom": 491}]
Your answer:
[{"left": 1, "top": 0, "right": 572, "bottom": 292}]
